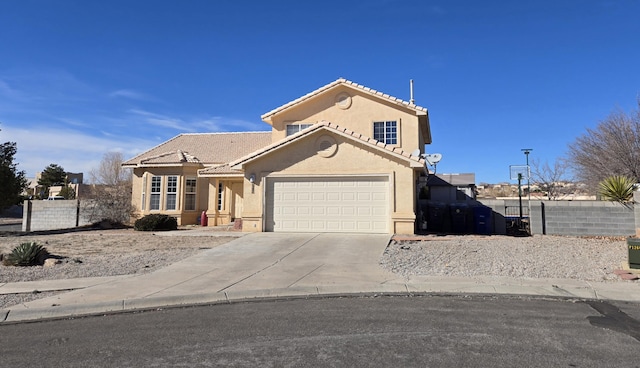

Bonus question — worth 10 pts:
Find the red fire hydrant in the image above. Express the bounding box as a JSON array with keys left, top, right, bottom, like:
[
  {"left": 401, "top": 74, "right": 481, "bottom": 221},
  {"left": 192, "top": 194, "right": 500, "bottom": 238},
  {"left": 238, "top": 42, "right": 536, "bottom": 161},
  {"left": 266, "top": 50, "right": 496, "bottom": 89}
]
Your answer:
[{"left": 201, "top": 211, "right": 208, "bottom": 226}]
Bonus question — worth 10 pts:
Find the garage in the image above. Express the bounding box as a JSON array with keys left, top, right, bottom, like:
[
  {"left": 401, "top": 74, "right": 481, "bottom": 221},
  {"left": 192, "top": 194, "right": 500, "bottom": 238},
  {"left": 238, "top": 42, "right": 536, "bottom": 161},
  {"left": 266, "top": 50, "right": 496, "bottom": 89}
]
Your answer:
[{"left": 265, "top": 176, "right": 389, "bottom": 233}]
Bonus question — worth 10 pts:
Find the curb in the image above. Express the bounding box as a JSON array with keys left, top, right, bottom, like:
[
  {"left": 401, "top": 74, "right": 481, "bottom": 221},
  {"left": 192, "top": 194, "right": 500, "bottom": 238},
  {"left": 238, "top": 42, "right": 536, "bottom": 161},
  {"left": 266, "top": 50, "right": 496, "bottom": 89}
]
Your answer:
[{"left": 3, "top": 281, "right": 640, "bottom": 324}]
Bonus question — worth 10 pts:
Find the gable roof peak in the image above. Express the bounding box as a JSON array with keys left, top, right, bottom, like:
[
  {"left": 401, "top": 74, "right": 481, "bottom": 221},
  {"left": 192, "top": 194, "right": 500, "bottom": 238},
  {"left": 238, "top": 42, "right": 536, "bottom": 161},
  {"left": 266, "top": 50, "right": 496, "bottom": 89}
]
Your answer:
[{"left": 261, "top": 78, "right": 428, "bottom": 121}]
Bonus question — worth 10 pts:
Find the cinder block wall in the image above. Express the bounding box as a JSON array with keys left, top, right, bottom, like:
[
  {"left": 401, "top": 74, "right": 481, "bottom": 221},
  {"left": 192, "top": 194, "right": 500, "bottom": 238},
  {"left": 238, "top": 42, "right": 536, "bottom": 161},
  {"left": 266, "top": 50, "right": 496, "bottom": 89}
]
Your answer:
[
  {"left": 22, "top": 200, "right": 94, "bottom": 232},
  {"left": 529, "top": 200, "right": 635, "bottom": 236}
]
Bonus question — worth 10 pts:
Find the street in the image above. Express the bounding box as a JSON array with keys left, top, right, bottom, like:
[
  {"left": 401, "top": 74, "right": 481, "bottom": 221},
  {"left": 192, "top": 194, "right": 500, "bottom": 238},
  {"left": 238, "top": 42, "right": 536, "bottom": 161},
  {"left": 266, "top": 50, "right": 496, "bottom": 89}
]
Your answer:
[{"left": 2, "top": 295, "right": 639, "bottom": 367}]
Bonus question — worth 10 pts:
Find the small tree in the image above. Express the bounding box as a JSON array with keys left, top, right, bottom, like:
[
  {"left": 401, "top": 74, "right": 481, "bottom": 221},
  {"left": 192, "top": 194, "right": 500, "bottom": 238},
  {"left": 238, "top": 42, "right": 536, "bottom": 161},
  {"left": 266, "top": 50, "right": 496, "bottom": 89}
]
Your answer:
[
  {"left": 0, "top": 131, "right": 28, "bottom": 210},
  {"left": 89, "top": 152, "right": 132, "bottom": 185},
  {"left": 84, "top": 152, "right": 134, "bottom": 225},
  {"left": 37, "top": 163, "right": 67, "bottom": 199},
  {"left": 58, "top": 185, "right": 76, "bottom": 199},
  {"left": 567, "top": 100, "right": 640, "bottom": 191},
  {"left": 530, "top": 158, "right": 573, "bottom": 200}
]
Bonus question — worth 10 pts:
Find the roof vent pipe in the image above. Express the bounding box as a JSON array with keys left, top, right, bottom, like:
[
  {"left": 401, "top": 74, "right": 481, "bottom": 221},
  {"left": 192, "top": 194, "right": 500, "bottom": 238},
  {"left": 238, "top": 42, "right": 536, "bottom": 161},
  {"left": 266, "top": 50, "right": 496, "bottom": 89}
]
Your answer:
[{"left": 409, "top": 79, "right": 415, "bottom": 105}]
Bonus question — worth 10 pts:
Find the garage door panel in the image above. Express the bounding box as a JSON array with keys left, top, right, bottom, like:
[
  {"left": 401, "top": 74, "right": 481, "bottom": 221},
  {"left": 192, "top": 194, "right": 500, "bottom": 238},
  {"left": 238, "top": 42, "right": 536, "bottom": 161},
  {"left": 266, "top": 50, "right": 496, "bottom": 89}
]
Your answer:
[
  {"left": 341, "top": 192, "right": 356, "bottom": 201},
  {"left": 358, "top": 207, "right": 371, "bottom": 216},
  {"left": 372, "top": 206, "right": 387, "bottom": 216},
  {"left": 326, "top": 192, "right": 340, "bottom": 201},
  {"left": 327, "top": 207, "right": 340, "bottom": 215},
  {"left": 266, "top": 176, "right": 389, "bottom": 233}
]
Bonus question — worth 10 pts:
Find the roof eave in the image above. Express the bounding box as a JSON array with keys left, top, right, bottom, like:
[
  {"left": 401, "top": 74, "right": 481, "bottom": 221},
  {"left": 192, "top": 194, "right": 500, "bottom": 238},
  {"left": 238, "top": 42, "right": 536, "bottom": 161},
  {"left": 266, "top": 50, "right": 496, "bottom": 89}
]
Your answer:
[
  {"left": 231, "top": 122, "right": 426, "bottom": 170},
  {"left": 126, "top": 162, "right": 205, "bottom": 169},
  {"left": 198, "top": 172, "right": 244, "bottom": 178},
  {"left": 420, "top": 111, "right": 432, "bottom": 144}
]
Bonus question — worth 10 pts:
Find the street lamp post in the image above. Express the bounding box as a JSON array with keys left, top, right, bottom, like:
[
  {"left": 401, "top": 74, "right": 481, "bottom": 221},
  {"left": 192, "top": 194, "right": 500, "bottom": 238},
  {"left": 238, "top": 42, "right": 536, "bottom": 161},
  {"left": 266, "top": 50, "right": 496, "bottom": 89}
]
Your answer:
[{"left": 521, "top": 148, "right": 532, "bottom": 201}]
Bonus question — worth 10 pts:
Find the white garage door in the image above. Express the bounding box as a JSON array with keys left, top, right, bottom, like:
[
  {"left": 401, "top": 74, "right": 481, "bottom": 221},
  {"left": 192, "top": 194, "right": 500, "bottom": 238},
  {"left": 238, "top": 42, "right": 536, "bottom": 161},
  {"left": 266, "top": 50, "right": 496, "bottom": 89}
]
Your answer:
[{"left": 265, "top": 176, "right": 389, "bottom": 233}]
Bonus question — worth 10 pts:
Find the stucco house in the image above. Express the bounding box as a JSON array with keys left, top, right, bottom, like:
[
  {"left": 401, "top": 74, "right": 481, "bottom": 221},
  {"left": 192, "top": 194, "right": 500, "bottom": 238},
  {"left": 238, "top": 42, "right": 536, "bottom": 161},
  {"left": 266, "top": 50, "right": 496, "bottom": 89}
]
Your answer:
[{"left": 123, "top": 78, "right": 432, "bottom": 234}]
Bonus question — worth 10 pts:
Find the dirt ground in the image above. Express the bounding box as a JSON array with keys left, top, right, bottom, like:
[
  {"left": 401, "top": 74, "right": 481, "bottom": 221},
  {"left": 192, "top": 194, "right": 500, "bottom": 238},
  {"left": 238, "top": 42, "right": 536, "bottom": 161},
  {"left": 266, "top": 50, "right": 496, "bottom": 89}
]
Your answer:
[{"left": 0, "top": 228, "right": 237, "bottom": 259}]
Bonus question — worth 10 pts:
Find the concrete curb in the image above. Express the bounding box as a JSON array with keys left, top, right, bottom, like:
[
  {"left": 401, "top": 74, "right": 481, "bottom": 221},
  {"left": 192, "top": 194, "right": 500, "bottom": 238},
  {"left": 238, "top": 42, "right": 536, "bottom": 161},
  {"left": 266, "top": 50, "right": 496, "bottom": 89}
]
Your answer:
[
  {"left": 0, "top": 276, "right": 134, "bottom": 294},
  {"left": 2, "top": 281, "right": 639, "bottom": 324}
]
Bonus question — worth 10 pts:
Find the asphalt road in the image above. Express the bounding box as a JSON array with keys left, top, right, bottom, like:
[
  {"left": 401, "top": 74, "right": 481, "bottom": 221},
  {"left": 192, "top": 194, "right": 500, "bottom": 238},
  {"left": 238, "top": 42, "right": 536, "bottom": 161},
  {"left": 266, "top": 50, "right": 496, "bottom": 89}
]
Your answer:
[{"left": 2, "top": 295, "right": 639, "bottom": 367}]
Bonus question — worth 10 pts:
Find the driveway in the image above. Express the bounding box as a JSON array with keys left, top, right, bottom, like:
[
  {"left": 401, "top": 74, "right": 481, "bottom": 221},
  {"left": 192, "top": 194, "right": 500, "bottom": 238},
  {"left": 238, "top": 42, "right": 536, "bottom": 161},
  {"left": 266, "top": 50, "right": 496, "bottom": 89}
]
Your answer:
[{"left": 13, "top": 232, "right": 399, "bottom": 310}]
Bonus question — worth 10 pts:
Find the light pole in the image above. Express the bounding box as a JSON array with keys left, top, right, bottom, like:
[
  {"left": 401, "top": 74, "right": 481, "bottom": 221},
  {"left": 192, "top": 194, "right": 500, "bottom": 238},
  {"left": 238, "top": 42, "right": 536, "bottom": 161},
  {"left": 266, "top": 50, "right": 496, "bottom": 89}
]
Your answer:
[{"left": 521, "top": 148, "right": 532, "bottom": 201}]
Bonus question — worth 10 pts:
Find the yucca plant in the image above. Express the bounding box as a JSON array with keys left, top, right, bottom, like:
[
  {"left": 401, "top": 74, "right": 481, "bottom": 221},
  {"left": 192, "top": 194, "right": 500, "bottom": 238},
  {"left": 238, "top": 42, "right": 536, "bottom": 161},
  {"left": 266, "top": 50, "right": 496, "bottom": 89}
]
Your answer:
[
  {"left": 598, "top": 175, "right": 636, "bottom": 204},
  {"left": 5, "top": 242, "right": 50, "bottom": 267}
]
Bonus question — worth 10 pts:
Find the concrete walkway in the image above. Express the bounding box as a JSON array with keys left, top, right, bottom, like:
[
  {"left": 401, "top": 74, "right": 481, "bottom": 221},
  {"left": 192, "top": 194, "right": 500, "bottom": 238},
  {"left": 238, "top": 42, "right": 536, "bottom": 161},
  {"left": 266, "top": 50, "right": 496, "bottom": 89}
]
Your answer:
[{"left": 2, "top": 232, "right": 640, "bottom": 323}]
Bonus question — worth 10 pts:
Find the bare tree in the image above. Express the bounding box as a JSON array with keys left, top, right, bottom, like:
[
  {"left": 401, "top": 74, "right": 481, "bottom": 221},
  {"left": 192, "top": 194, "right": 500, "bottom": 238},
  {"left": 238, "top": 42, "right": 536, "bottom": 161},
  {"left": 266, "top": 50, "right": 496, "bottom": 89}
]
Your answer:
[
  {"left": 89, "top": 152, "right": 132, "bottom": 185},
  {"left": 84, "top": 152, "right": 134, "bottom": 225},
  {"left": 567, "top": 100, "right": 640, "bottom": 191},
  {"left": 530, "top": 158, "right": 573, "bottom": 200}
]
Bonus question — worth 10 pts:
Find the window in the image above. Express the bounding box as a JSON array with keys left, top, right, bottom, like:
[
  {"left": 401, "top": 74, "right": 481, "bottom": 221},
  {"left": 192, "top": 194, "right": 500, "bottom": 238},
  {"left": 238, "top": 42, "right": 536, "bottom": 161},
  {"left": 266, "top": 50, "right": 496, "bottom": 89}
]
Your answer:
[
  {"left": 185, "top": 178, "right": 197, "bottom": 211},
  {"left": 141, "top": 175, "right": 147, "bottom": 210},
  {"left": 286, "top": 123, "right": 313, "bottom": 136},
  {"left": 217, "top": 182, "right": 224, "bottom": 210},
  {"left": 373, "top": 121, "right": 398, "bottom": 144},
  {"left": 166, "top": 176, "right": 178, "bottom": 210},
  {"left": 150, "top": 176, "right": 161, "bottom": 210}
]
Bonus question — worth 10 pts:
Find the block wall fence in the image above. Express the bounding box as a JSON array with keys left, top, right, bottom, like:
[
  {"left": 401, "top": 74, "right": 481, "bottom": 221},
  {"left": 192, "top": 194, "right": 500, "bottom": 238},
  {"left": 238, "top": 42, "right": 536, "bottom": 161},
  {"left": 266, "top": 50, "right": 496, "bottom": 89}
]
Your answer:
[
  {"left": 22, "top": 200, "right": 94, "bottom": 232},
  {"left": 477, "top": 191, "right": 640, "bottom": 237},
  {"left": 18, "top": 193, "right": 640, "bottom": 236}
]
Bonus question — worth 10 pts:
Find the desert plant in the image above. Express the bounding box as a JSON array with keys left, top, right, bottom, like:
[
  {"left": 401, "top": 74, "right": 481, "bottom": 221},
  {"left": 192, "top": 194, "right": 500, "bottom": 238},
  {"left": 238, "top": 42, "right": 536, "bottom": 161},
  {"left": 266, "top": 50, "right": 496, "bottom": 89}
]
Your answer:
[
  {"left": 598, "top": 175, "right": 636, "bottom": 203},
  {"left": 5, "top": 242, "right": 49, "bottom": 266},
  {"left": 134, "top": 214, "right": 178, "bottom": 231}
]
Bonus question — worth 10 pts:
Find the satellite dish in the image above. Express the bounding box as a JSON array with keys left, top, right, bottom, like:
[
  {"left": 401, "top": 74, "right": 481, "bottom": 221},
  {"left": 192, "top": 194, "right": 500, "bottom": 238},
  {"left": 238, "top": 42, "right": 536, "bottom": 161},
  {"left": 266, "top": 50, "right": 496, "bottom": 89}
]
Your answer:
[
  {"left": 422, "top": 153, "right": 443, "bottom": 166},
  {"left": 411, "top": 148, "right": 421, "bottom": 157}
]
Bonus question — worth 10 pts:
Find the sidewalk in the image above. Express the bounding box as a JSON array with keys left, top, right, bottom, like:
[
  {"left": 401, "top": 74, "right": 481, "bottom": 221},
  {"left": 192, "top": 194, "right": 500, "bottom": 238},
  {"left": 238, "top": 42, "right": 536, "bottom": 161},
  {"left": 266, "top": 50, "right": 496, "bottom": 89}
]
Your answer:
[{"left": 2, "top": 232, "right": 639, "bottom": 323}]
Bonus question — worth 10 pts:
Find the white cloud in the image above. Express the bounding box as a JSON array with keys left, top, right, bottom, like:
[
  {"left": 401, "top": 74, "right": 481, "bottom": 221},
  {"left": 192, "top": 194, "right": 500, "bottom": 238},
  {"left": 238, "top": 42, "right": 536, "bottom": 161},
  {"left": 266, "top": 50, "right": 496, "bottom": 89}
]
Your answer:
[
  {"left": 0, "top": 68, "right": 270, "bottom": 179},
  {"left": 128, "top": 109, "right": 195, "bottom": 132},
  {"left": 109, "top": 89, "right": 152, "bottom": 101},
  {"left": 0, "top": 79, "right": 27, "bottom": 101},
  {"left": 2, "top": 125, "right": 159, "bottom": 178}
]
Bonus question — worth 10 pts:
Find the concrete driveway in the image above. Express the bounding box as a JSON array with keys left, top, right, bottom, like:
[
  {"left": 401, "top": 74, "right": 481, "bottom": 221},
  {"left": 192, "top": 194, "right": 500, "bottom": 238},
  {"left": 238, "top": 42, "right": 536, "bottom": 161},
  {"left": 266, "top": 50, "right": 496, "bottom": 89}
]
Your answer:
[{"left": 13, "top": 232, "right": 399, "bottom": 310}]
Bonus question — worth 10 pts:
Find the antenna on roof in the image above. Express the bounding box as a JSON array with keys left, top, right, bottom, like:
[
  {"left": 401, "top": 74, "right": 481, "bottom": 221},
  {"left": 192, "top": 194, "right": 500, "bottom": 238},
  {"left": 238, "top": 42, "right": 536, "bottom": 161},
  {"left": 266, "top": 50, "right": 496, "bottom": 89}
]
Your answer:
[{"left": 409, "top": 79, "right": 415, "bottom": 105}]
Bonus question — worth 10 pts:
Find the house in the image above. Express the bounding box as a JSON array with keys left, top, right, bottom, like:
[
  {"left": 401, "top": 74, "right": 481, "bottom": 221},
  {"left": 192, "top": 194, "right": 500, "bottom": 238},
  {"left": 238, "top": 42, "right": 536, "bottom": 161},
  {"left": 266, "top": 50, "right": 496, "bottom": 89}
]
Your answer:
[{"left": 123, "top": 78, "right": 433, "bottom": 234}]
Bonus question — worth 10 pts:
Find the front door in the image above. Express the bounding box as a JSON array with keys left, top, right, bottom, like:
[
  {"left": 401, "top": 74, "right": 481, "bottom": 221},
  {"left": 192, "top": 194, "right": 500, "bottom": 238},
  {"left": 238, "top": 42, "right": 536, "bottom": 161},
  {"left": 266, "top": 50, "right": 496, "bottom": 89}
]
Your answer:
[{"left": 231, "top": 182, "right": 243, "bottom": 220}]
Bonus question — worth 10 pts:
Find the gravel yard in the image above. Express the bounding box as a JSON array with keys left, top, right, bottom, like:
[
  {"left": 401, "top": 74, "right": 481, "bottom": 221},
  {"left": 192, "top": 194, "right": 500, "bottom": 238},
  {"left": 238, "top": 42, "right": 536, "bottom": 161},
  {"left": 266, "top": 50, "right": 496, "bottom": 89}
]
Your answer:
[
  {"left": 0, "top": 229, "right": 634, "bottom": 309},
  {"left": 0, "top": 228, "right": 238, "bottom": 309},
  {"left": 381, "top": 234, "right": 629, "bottom": 282},
  {"left": 0, "top": 228, "right": 237, "bottom": 283}
]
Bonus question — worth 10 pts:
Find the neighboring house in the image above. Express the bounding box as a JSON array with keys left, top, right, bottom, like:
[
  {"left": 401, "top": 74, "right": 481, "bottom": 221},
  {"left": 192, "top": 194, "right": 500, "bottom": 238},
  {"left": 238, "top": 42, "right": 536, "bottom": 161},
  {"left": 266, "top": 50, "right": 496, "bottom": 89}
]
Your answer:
[{"left": 123, "top": 78, "right": 433, "bottom": 234}]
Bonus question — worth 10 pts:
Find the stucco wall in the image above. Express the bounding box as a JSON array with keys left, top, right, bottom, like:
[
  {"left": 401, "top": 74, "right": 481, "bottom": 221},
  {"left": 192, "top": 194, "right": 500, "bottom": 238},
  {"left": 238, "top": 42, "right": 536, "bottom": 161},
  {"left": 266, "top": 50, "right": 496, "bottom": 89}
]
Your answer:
[
  {"left": 268, "top": 85, "right": 424, "bottom": 154},
  {"left": 131, "top": 166, "right": 208, "bottom": 225},
  {"left": 240, "top": 130, "right": 418, "bottom": 234}
]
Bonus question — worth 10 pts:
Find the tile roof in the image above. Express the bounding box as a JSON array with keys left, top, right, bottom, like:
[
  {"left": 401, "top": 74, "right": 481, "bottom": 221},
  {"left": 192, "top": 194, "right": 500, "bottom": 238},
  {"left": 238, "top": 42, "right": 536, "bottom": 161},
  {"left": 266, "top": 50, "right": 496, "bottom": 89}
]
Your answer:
[
  {"left": 123, "top": 132, "right": 272, "bottom": 167},
  {"left": 230, "top": 121, "right": 426, "bottom": 170},
  {"left": 198, "top": 164, "right": 243, "bottom": 176},
  {"left": 261, "top": 78, "right": 428, "bottom": 121}
]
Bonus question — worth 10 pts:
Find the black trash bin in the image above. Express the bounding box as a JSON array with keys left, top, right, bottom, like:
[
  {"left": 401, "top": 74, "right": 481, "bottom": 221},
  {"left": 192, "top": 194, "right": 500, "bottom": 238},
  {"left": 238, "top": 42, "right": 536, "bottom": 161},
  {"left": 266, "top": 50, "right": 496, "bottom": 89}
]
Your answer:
[
  {"left": 473, "top": 206, "right": 492, "bottom": 235},
  {"left": 427, "top": 202, "right": 447, "bottom": 232},
  {"left": 450, "top": 203, "right": 468, "bottom": 234}
]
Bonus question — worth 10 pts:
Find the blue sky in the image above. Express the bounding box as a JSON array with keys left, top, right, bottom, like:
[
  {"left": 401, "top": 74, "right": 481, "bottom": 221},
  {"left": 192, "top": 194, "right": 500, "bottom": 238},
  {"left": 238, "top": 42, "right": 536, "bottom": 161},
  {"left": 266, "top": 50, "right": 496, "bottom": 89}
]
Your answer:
[{"left": 1, "top": 0, "right": 639, "bottom": 184}]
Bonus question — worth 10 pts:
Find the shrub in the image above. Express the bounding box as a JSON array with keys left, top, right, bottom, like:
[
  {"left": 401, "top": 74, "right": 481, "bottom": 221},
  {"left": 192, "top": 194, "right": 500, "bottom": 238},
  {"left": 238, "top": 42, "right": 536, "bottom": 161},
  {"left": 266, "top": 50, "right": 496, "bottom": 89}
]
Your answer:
[
  {"left": 598, "top": 175, "right": 636, "bottom": 203},
  {"left": 5, "top": 242, "right": 50, "bottom": 267},
  {"left": 134, "top": 214, "right": 178, "bottom": 231}
]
